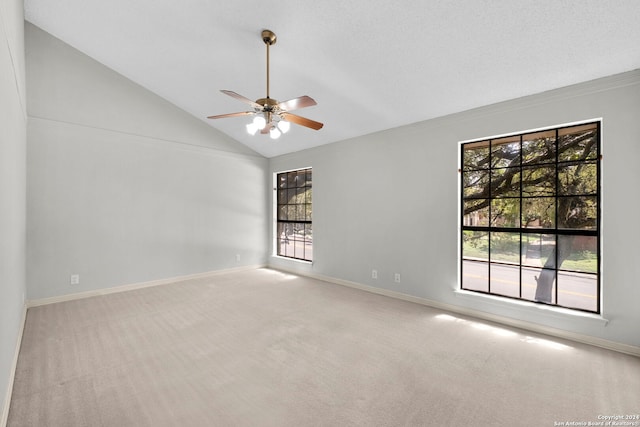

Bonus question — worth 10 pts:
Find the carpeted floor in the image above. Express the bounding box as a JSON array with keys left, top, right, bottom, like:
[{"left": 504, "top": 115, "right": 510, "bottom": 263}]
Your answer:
[{"left": 8, "top": 268, "right": 640, "bottom": 426}]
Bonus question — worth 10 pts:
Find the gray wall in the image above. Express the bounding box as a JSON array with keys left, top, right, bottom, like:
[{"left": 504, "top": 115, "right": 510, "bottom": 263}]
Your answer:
[
  {"left": 269, "top": 70, "right": 640, "bottom": 349},
  {"left": 25, "top": 23, "right": 268, "bottom": 299},
  {"left": 0, "top": 0, "right": 26, "bottom": 421}
]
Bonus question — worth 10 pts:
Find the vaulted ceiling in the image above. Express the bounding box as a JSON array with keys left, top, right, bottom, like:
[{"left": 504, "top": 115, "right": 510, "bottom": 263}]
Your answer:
[{"left": 24, "top": 1, "right": 640, "bottom": 157}]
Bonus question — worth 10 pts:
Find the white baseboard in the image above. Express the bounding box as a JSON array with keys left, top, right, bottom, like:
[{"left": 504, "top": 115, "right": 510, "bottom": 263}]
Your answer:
[
  {"left": 270, "top": 266, "right": 640, "bottom": 358},
  {"left": 1, "top": 303, "right": 27, "bottom": 427},
  {"left": 27, "top": 264, "right": 266, "bottom": 308}
]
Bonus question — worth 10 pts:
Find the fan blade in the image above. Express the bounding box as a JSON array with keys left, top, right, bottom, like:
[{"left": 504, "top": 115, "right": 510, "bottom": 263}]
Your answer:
[
  {"left": 277, "top": 95, "right": 317, "bottom": 112},
  {"left": 220, "top": 90, "right": 262, "bottom": 109},
  {"left": 207, "top": 111, "right": 254, "bottom": 119},
  {"left": 280, "top": 112, "right": 324, "bottom": 130}
]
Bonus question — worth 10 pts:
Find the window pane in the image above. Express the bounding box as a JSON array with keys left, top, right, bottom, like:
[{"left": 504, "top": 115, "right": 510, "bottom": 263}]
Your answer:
[
  {"left": 278, "top": 205, "right": 287, "bottom": 220},
  {"left": 294, "top": 234, "right": 303, "bottom": 260},
  {"left": 558, "top": 124, "right": 598, "bottom": 162},
  {"left": 294, "top": 205, "right": 304, "bottom": 221},
  {"left": 304, "top": 225, "right": 313, "bottom": 260},
  {"left": 462, "top": 260, "right": 488, "bottom": 292},
  {"left": 521, "top": 165, "right": 555, "bottom": 197},
  {"left": 463, "top": 231, "right": 488, "bottom": 261},
  {"left": 287, "top": 205, "right": 297, "bottom": 220},
  {"left": 489, "top": 263, "right": 520, "bottom": 298},
  {"left": 277, "top": 223, "right": 285, "bottom": 256},
  {"left": 463, "top": 140, "right": 490, "bottom": 171},
  {"left": 558, "top": 235, "right": 597, "bottom": 273},
  {"left": 285, "top": 237, "right": 293, "bottom": 257},
  {"left": 557, "top": 196, "right": 597, "bottom": 230},
  {"left": 300, "top": 187, "right": 310, "bottom": 202},
  {"left": 293, "top": 223, "right": 304, "bottom": 259},
  {"left": 557, "top": 161, "right": 597, "bottom": 195},
  {"left": 285, "top": 188, "right": 295, "bottom": 203},
  {"left": 490, "top": 198, "right": 520, "bottom": 228},
  {"left": 522, "top": 197, "right": 555, "bottom": 229},
  {"left": 557, "top": 271, "right": 597, "bottom": 312},
  {"left": 278, "top": 223, "right": 292, "bottom": 256},
  {"left": 491, "top": 136, "right": 520, "bottom": 168},
  {"left": 491, "top": 168, "right": 520, "bottom": 197},
  {"left": 295, "top": 170, "right": 306, "bottom": 186},
  {"left": 521, "top": 267, "right": 556, "bottom": 303},
  {"left": 305, "top": 223, "right": 313, "bottom": 242},
  {"left": 490, "top": 232, "right": 520, "bottom": 264},
  {"left": 463, "top": 170, "right": 489, "bottom": 198},
  {"left": 463, "top": 201, "right": 489, "bottom": 226},
  {"left": 521, "top": 233, "right": 555, "bottom": 268},
  {"left": 287, "top": 171, "right": 297, "bottom": 187},
  {"left": 522, "top": 130, "right": 555, "bottom": 165}
]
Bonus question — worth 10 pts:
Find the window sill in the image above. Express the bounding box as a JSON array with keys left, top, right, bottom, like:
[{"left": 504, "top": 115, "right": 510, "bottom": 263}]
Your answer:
[
  {"left": 453, "top": 289, "right": 609, "bottom": 326},
  {"left": 271, "top": 255, "right": 313, "bottom": 266},
  {"left": 271, "top": 255, "right": 312, "bottom": 264}
]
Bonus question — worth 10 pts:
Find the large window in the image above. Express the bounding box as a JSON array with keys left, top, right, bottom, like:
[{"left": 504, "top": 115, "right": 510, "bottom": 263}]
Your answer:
[
  {"left": 276, "top": 168, "right": 312, "bottom": 261},
  {"left": 460, "top": 122, "right": 600, "bottom": 313}
]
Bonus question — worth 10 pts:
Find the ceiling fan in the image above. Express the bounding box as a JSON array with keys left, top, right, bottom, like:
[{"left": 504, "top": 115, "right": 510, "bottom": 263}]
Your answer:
[{"left": 207, "top": 29, "right": 323, "bottom": 139}]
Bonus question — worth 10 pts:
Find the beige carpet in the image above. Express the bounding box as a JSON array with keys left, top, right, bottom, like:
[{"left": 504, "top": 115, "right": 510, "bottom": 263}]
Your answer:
[{"left": 8, "top": 268, "right": 640, "bottom": 426}]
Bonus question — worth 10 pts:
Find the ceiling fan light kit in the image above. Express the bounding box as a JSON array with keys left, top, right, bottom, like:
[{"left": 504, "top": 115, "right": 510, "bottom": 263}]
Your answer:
[{"left": 207, "top": 29, "right": 323, "bottom": 140}]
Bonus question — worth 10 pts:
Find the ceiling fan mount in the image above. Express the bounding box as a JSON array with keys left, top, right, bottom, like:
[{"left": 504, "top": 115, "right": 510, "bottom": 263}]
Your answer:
[
  {"left": 261, "top": 29, "right": 277, "bottom": 46},
  {"left": 207, "top": 29, "right": 323, "bottom": 139}
]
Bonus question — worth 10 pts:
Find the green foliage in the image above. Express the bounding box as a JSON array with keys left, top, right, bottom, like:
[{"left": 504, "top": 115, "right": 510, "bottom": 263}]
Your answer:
[
  {"left": 462, "top": 125, "right": 598, "bottom": 228},
  {"left": 490, "top": 233, "right": 519, "bottom": 253}
]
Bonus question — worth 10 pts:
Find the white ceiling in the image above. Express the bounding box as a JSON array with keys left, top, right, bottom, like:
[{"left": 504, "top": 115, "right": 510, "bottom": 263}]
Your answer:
[{"left": 24, "top": 1, "right": 640, "bottom": 158}]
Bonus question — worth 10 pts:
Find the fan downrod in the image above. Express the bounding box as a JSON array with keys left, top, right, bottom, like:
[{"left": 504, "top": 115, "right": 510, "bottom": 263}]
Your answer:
[{"left": 262, "top": 30, "right": 276, "bottom": 99}]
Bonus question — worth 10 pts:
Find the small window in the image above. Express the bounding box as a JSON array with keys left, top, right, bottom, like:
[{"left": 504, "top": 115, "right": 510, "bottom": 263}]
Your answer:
[
  {"left": 460, "top": 122, "right": 600, "bottom": 313},
  {"left": 276, "top": 168, "right": 312, "bottom": 261}
]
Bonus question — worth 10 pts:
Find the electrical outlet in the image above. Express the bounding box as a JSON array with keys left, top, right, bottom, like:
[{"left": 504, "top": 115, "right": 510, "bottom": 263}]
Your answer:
[
  {"left": 394, "top": 273, "right": 401, "bottom": 283},
  {"left": 70, "top": 274, "right": 80, "bottom": 285},
  {"left": 372, "top": 269, "right": 378, "bottom": 279}
]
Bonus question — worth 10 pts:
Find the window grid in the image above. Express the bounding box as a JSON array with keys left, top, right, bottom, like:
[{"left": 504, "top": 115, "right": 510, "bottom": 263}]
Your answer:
[
  {"left": 276, "top": 168, "right": 312, "bottom": 262},
  {"left": 461, "top": 122, "right": 600, "bottom": 313}
]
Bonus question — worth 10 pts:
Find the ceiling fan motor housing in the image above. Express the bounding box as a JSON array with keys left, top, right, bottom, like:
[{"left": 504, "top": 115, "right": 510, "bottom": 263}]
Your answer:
[{"left": 255, "top": 97, "right": 279, "bottom": 111}]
